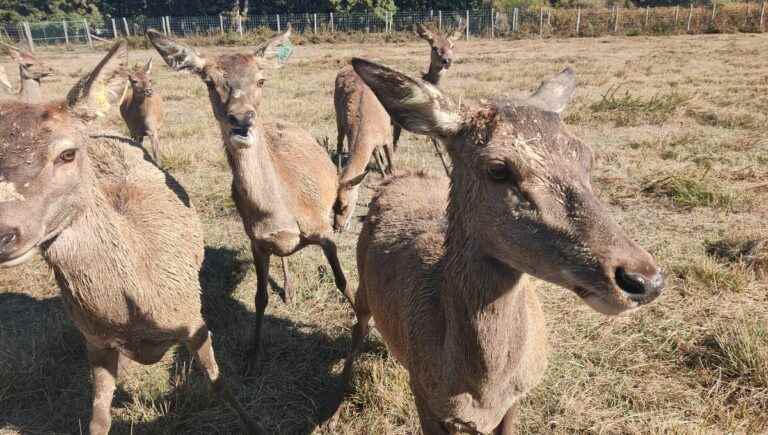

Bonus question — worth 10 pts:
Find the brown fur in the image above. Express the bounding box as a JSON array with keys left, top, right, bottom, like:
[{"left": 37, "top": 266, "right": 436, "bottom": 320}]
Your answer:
[
  {"left": 120, "top": 59, "right": 164, "bottom": 164},
  {"left": 0, "top": 42, "right": 261, "bottom": 435},
  {"left": 0, "top": 42, "right": 55, "bottom": 103},
  {"left": 340, "top": 59, "right": 665, "bottom": 434},
  {"left": 148, "top": 28, "right": 353, "bottom": 367},
  {"left": 0, "top": 65, "right": 10, "bottom": 92},
  {"left": 332, "top": 64, "right": 390, "bottom": 231}
]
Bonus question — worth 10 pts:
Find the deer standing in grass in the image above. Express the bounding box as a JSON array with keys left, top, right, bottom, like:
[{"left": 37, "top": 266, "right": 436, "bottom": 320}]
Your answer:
[
  {"left": 148, "top": 28, "right": 353, "bottom": 365},
  {"left": 389, "top": 23, "right": 464, "bottom": 175},
  {"left": 0, "top": 41, "right": 261, "bottom": 435},
  {"left": 332, "top": 63, "right": 391, "bottom": 232},
  {"left": 339, "top": 59, "right": 665, "bottom": 434},
  {"left": 120, "top": 58, "right": 165, "bottom": 164},
  {"left": 0, "top": 41, "right": 55, "bottom": 103}
]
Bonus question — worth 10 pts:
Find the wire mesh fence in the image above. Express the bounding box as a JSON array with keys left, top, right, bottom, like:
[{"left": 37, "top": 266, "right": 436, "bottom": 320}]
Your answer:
[{"left": 1, "top": 3, "right": 765, "bottom": 50}]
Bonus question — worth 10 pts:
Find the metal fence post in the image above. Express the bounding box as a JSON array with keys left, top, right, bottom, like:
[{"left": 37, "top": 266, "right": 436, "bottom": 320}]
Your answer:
[
  {"left": 277, "top": 14, "right": 281, "bottom": 32},
  {"left": 466, "top": 10, "right": 470, "bottom": 40},
  {"left": 540, "top": 8, "right": 544, "bottom": 36},
  {"left": 84, "top": 19, "right": 93, "bottom": 48},
  {"left": 576, "top": 8, "right": 581, "bottom": 35},
  {"left": 63, "top": 21, "right": 70, "bottom": 47},
  {"left": 123, "top": 17, "right": 130, "bottom": 37},
  {"left": 615, "top": 7, "right": 620, "bottom": 32},
  {"left": 330, "top": 12, "right": 334, "bottom": 33},
  {"left": 219, "top": 15, "right": 225, "bottom": 34}
]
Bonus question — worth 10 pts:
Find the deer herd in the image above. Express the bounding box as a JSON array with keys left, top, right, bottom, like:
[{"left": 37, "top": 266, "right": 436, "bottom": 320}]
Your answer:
[{"left": 0, "top": 23, "right": 665, "bottom": 435}]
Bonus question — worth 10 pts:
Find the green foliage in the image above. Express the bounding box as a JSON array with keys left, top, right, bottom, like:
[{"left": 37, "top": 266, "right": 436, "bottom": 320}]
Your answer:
[{"left": 328, "top": 0, "right": 397, "bottom": 16}]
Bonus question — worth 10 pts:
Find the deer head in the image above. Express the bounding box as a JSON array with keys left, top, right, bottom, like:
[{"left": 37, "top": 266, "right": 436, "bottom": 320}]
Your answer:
[
  {"left": 1, "top": 42, "right": 55, "bottom": 83},
  {"left": 352, "top": 58, "right": 664, "bottom": 315},
  {"left": 415, "top": 22, "right": 465, "bottom": 71},
  {"left": 333, "top": 170, "right": 368, "bottom": 232},
  {"left": 147, "top": 26, "right": 293, "bottom": 149},
  {"left": 0, "top": 41, "right": 127, "bottom": 267},
  {"left": 127, "top": 58, "right": 155, "bottom": 98}
]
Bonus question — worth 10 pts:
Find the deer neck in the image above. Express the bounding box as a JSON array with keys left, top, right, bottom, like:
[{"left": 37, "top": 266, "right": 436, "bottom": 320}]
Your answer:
[
  {"left": 18, "top": 72, "right": 42, "bottom": 103},
  {"left": 423, "top": 62, "right": 445, "bottom": 86},
  {"left": 437, "top": 163, "right": 532, "bottom": 386}
]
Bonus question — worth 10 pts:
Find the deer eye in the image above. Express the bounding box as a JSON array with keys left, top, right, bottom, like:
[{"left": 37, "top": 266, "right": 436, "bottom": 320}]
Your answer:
[
  {"left": 57, "top": 149, "right": 77, "bottom": 164},
  {"left": 256, "top": 78, "right": 266, "bottom": 88},
  {"left": 488, "top": 161, "right": 513, "bottom": 183}
]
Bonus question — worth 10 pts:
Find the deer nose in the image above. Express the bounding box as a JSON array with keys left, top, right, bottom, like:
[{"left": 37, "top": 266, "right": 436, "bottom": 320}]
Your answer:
[
  {"left": 615, "top": 267, "right": 665, "bottom": 302},
  {"left": 227, "top": 110, "right": 256, "bottom": 128},
  {"left": 443, "top": 58, "right": 452, "bottom": 67},
  {"left": 0, "top": 228, "right": 19, "bottom": 255}
]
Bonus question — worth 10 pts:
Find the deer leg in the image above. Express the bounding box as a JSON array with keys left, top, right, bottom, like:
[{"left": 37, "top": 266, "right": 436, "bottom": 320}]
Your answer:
[
  {"left": 86, "top": 344, "right": 119, "bottom": 435},
  {"left": 432, "top": 138, "right": 451, "bottom": 176},
  {"left": 495, "top": 402, "right": 520, "bottom": 435},
  {"left": 186, "top": 324, "right": 264, "bottom": 435},
  {"left": 336, "top": 129, "right": 345, "bottom": 173},
  {"left": 392, "top": 124, "right": 402, "bottom": 153},
  {"left": 280, "top": 256, "right": 292, "bottom": 305},
  {"left": 148, "top": 131, "right": 162, "bottom": 165},
  {"left": 383, "top": 143, "right": 395, "bottom": 175},
  {"left": 414, "top": 392, "right": 450, "bottom": 435},
  {"left": 249, "top": 243, "right": 271, "bottom": 369},
  {"left": 373, "top": 147, "right": 388, "bottom": 177},
  {"left": 320, "top": 238, "right": 352, "bottom": 307}
]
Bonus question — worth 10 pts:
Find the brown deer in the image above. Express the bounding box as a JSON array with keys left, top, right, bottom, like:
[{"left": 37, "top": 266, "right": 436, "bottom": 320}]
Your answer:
[
  {"left": 120, "top": 58, "right": 165, "bottom": 164},
  {"left": 0, "top": 41, "right": 55, "bottom": 103},
  {"left": 332, "top": 63, "right": 390, "bottom": 232},
  {"left": 389, "top": 23, "right": 465, "bottom": 175},
  {"left": 147, "top": 28, "right": 354, "bottom": 366},
  {"left": 0, "top": 41, "right": 261, "bottom": 435},
  {"left": 339, "top": 59, "right": 665, "bottom": 434}
]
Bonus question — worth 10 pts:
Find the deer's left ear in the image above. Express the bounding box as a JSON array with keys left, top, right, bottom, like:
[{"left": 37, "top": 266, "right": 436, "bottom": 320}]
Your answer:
[
  {"left": 524, "top": 67, "right": 576, "bottom": 115},
  {"left": 449, "top": 23, "right": 466, "bottom": 43},
  {"left": 66, "top": 40, "right": 128, "bottom": 120},
  {"left": 147, "top": 29, "right": 207, "bottom": 76},
  {"left": 144, "top": 57, "right": 153, "bottom": 74}
]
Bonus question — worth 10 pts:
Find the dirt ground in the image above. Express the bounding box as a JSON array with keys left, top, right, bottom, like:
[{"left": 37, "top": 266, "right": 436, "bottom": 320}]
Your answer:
[{"left": 0, "top": 32, "right": 766, "bottom": 434}]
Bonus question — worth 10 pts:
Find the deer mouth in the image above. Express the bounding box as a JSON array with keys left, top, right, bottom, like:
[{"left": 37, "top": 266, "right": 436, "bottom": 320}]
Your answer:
[
  {"left": 229, "top": 128, "right": 253, "bottom": 147},
  {"left": 572, "top": 285, "right": 639, "bottom": 316},
  {"left": 0, "top": 246, "right": 39, "bottom": 268}
]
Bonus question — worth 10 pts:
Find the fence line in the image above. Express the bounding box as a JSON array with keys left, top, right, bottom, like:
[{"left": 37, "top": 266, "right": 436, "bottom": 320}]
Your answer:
[{"left": 1, "top": 4, "right": 765, "bottom": 51}]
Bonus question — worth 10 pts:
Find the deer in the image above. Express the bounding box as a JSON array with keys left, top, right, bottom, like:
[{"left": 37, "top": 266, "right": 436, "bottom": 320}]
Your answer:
[
  {"left": 0, "top": 41, "right": 262, "bottom": 435},
  {"left": 120, "top": 58, "right": 165, "bottom": 164},
  {"left": 0, "top": 41, "right": 55, "bottom": 103},
  {"left": 147, "top": 28, "right": 354, "bottom": 367},
  {"left": 389, "top": 23, "right": 465, "bottom": 175},
  {"left": 332, "top": 63, "right": 392, "bottom": 232},
  {"left": 0, "top": 65, "right": 11, "bottom": 92},
  {"left": 338, "top": 58, "right": 666, "bottom": 434}
]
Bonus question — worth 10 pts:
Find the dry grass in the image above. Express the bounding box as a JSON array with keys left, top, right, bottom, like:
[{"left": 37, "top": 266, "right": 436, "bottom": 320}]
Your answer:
[{"left": 1, "top": 33, "right": 767, "bottom": 434}]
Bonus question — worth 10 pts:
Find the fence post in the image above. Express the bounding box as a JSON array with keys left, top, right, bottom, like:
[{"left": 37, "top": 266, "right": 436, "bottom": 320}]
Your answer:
[
  {"left": 712, "top": 1, "right": 717, "bottom": 21},
  {"left": 63, "top": 21, "right": 70, "bottom": 47},
  {"left": 313, "top": 13, "right": 317, "bottom": 33},
  {"left": 277, "top": 14, "right": 281, "bottom": 32},
  {"left": 674, "top": 6, "right": 679, "bottom": 26},
  {"left": 122, "top": 17, "right": 130, "bottom": 37},
  {"left": 539, "top": 8, "right": 544, "bottom": 36},
  {"left": 219, "top": 15, "right": 224, "bottom": 34},
  {"left": 161, "top": 16, "right": 167, "bottom": 35},
  {"left": 760, "top": 1, "right": 766, "bottom": 30},
  {"left": 110, "top": 18, "right": 117, "bottom": 38},
  {"left": 439, "top": 10, "right": 442, "bottom": 31},
  {"left": 84, "top": 19, "right": 93, "bottom": 49},
  {"left": 22, "top": 22, "right": 34, "bottom": 51},
  {"left": 687, "top": 4, "right": 693, "bottom": 32},
  {"left": 330, "top": 12, "right": 334, "bottom": 33},
  {"left": 466, "top": 10, "right": 470, "bottom": 40},
  {"left": 576, "top": 8, "right": 581, "bottom": 36},
  {"left": 490, "top": 8, "right": 494, "bottom": 39},
  {"left": 645, "top": 7, "right": 650, "bottom": 27},
  {"left": 237, "top": 14, "right": 243, "bottom": 38},
  {"left": 615, "top": 7, "right": 620, "bottom": 32},
  {"left": 167, "top": 16, "right": 172, "bottom": 36}
]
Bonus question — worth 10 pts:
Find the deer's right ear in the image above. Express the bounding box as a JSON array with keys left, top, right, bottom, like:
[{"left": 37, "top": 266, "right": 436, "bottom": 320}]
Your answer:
[
  {"left": 66, "top": 40, "right": 127, "bottom": 120},
  {"left": 352, "top": 58, "right": 462, "bottom": 139},
  {"left": 340, "top": 170, "right": 369, "bottom": 189},
  {"left": 147, "top": 29, "right": 207, "bottom": 77}
]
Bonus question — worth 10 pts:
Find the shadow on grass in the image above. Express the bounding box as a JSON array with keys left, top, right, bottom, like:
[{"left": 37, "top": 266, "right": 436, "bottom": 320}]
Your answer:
[{"left": 0, "top": 246, "right": 349, "bottom": 434}]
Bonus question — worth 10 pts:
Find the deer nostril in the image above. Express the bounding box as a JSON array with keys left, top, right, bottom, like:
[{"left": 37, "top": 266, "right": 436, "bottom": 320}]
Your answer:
[
  {"left": 227, "top": 114, "right": 240, "bottom": 126},
  {"left": 0, "top": 230, "right": 18, "bottom": 253},
  {"left": 615, "top": 267, "right": 648, "bottom": 296},
  {"left": 245, "top": 111, "right": 256, "bottom": 124}
]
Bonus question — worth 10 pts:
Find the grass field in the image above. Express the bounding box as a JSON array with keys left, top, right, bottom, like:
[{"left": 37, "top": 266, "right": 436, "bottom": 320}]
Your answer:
[{"left": 1, "top": 32, "right": 767, "bottom": 434}]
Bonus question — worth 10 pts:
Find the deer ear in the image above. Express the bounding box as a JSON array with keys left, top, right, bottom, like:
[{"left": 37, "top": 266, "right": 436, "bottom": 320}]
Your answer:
[
  {"left": 66, "top": 40, "right": 128, "bottom": 120},
  {"left": 0, "top": 41, "right": 28, "bottom": 64},
  {"left": 255, "top": 24, "right": 294, "bottom": 68},
  {"left": 415, "top": 24, "right": 437, "bottom": 44},
  {"left": 449, "top": 23, "right": 466, "bottom": 43},
  {"left": 340, "top": 170, "right": 369, "bottom": 189},
  {"left": 147, "top": 29, "right": 207, "bottom": 76},
  {"left": 144, "top": 57, "right": 153, "bottom": 74},
  {"left": 524, "top": 67, "right": 576, "bottom": 115},
  {"left": 352, "top": 58, "right": 462, "bottom": 139}
]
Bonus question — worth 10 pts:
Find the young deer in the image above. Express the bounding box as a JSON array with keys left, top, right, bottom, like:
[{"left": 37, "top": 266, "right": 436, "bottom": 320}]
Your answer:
[
  {"left": 120, "top": 58, "right": 165, "bottom": 164},
  {"left": 332, "top": 63, "right": 389, "bottom": 232},
  {"left": 390, "top": 23, "right": 465, "bottom": 174},
  {"left": 148, "top": 28, "right": 353, "bottom": 364},
  {"left": 340, "top": 59, "right": 665, "bottom": 434},
  {"left": 0, "top": 42, "right": 261, "bottom": 434},
  {"left": 0, "top": 41, "right": 55, "bottom": 103}
]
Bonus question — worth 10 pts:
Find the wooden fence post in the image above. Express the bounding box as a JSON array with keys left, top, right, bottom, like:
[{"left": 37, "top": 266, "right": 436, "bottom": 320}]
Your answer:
[
  {"left": 110, "top": 18, "right": 117, "bottom": 38},
  {"left": 540, "top": 8, "right": 544, "bottom": 36},
  {"left": 674, "top": 6, "right": 679, "bottom": 26},
  {"left": 219, "top": 15, "right": 225, "bottom": 34},
  {"left": 760, "top": 1, "right": 766, "bottom": 30},
  {"left": 63, "top": 21, "right": 70, "bottom": 47},
  {"left": 439, "top": 10, "right": 442, "bottom": 31},
  {"left": 687, "top": 4, "right": 694, "bottom": 32},
  {"left": 313, "top": 13, "right": 317, "bottom": 33},
  {"left": 166, "top": 16, "right": 172, "bottom": 36},
  {"left": 645, "top": 7, "right": 650, "bottom": 27},
  {"left": 615, "top": 7, "right": 620, "bottom": 33},
  {"left": 22, "top": 22, "right": 34, "bottom": 51},
  {"left": 277, "top": 14, "right": 281, "bottom": 32},
  {"left": 490, "top": 8, "right": 494, "bottom": 39},
  {"left": 712, "top": 1, "right": 717, "bottom": 21},
  {"left": 237, "top": 14, "right": 243, "bottom": 38},
  {"left": 576, "top": 8, "right": 581, "bottom": 35},
  {"left": 123, "top": 17, "right": 130, "bottom": 37},
  {"left": 83, "top": 19, "right": 93, "bottom": 49},
  {"left": 466, "top": 10, "right": 470, "bottom": 40}
]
